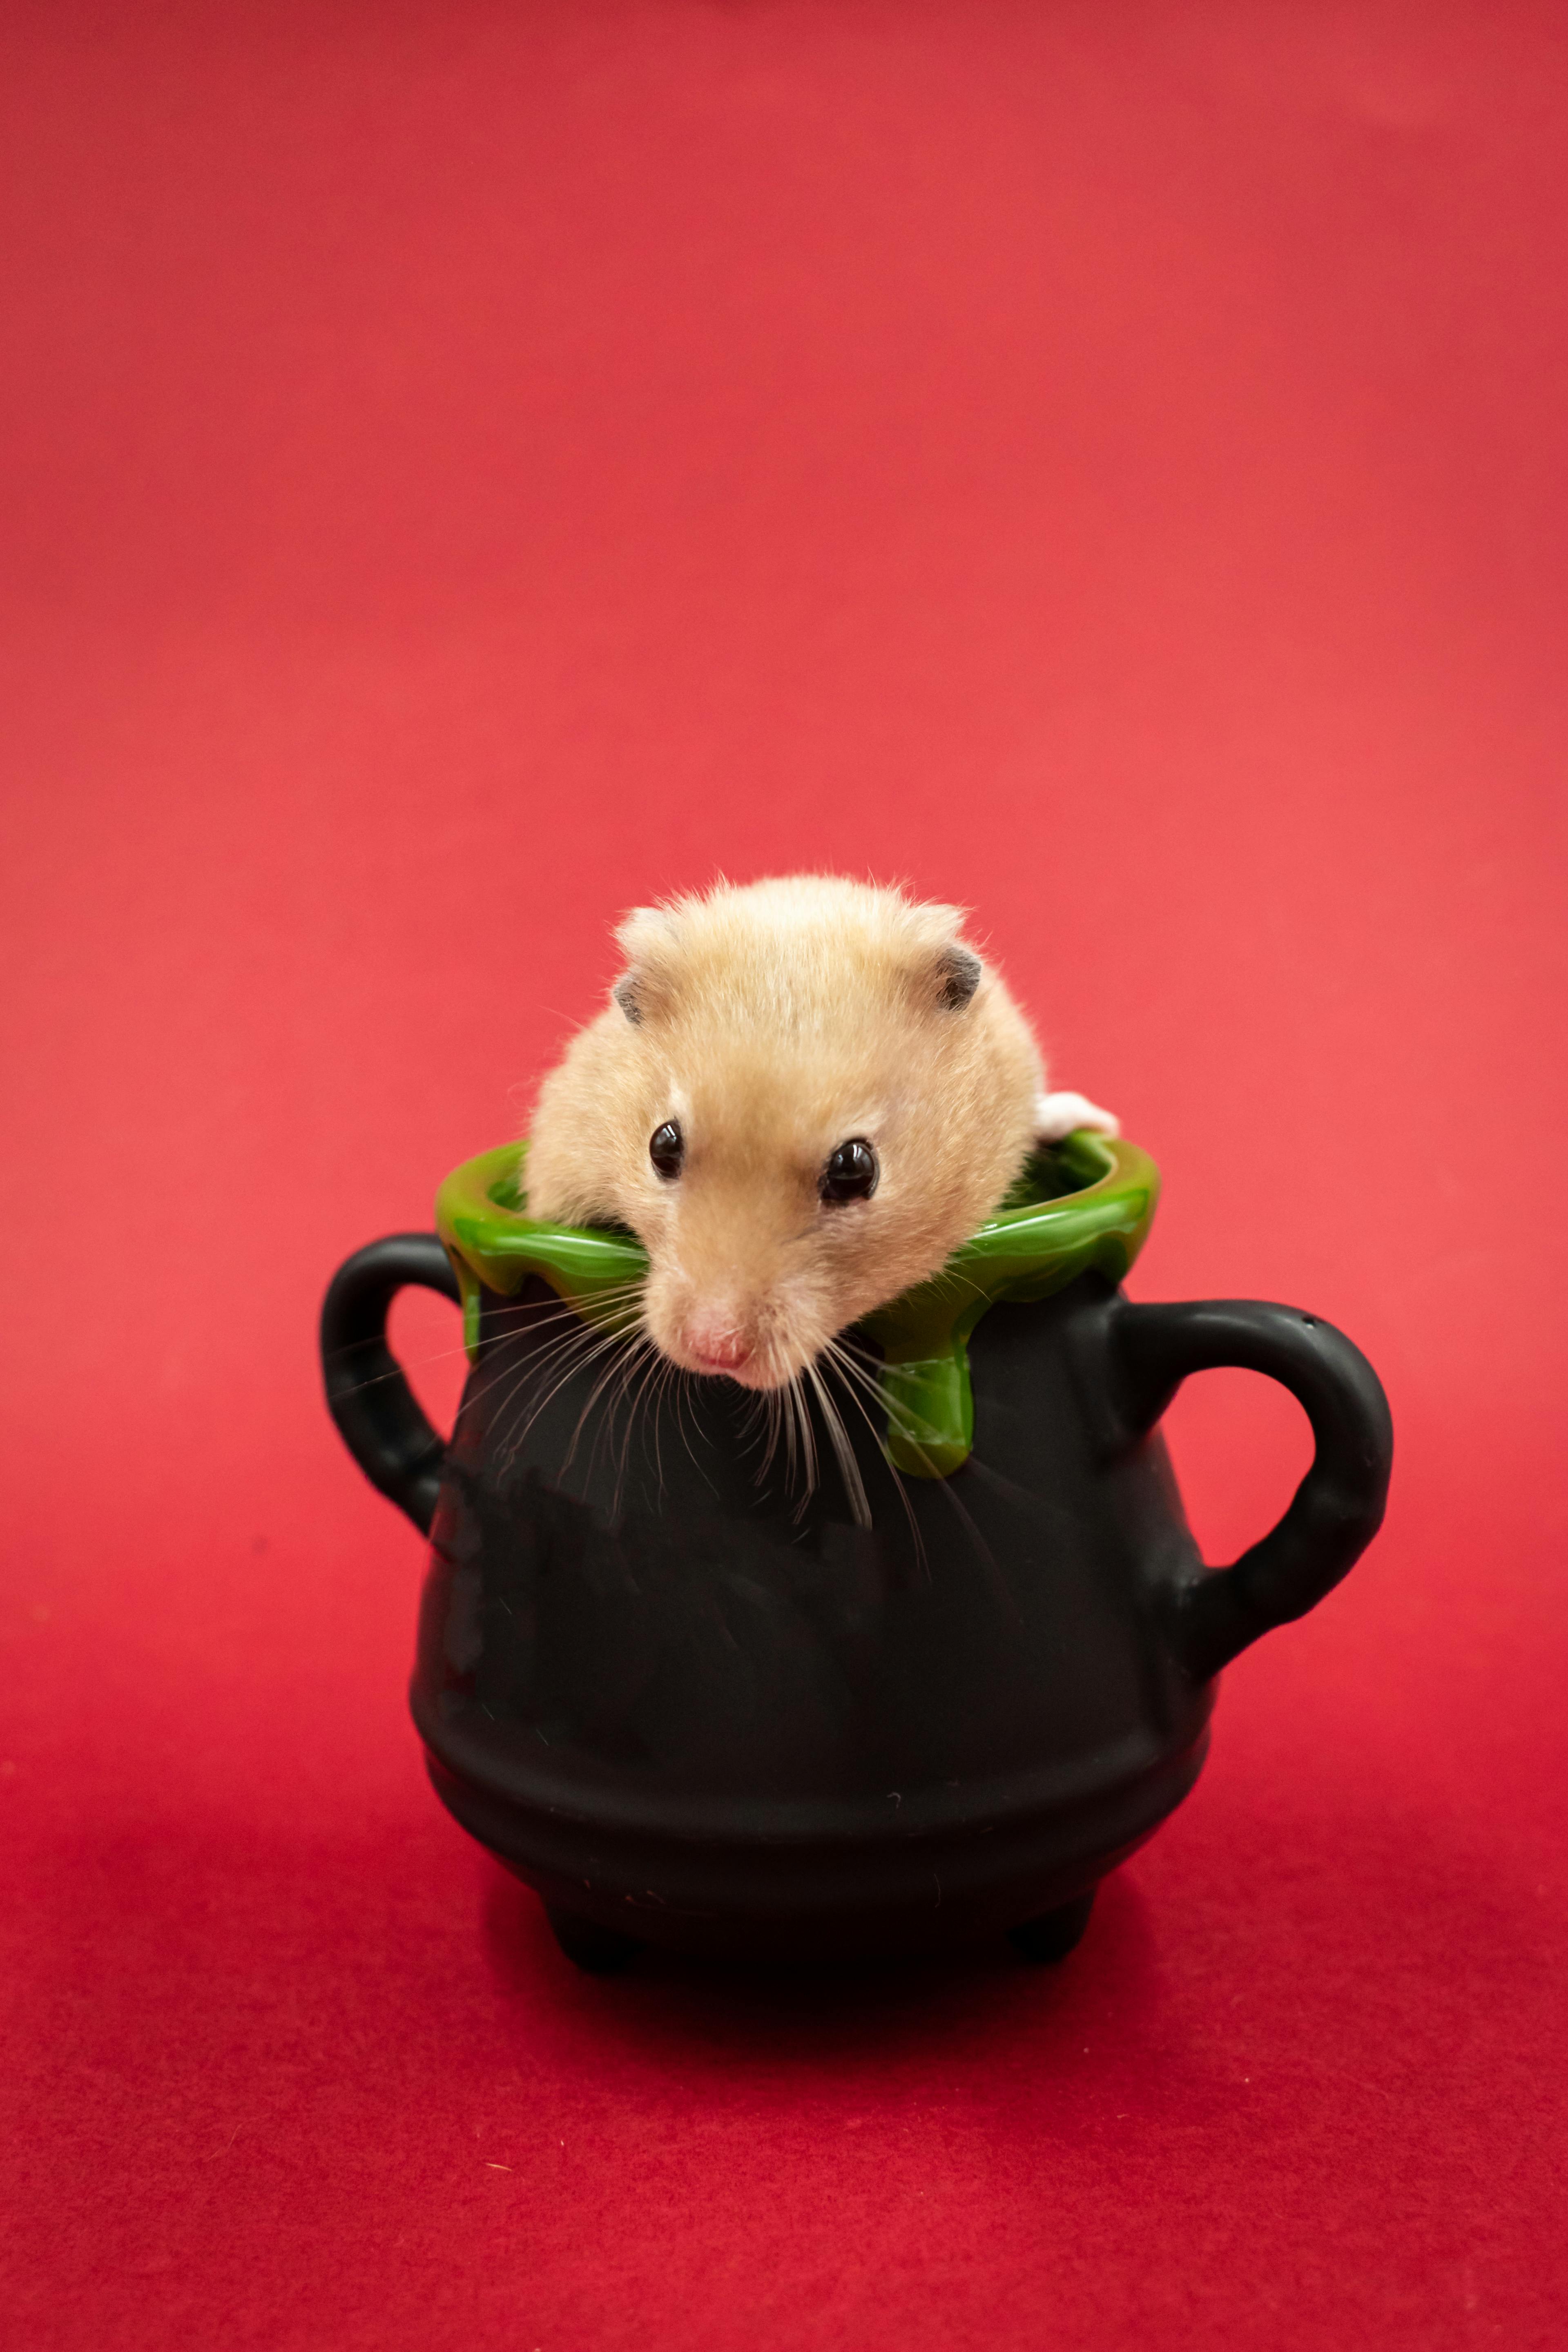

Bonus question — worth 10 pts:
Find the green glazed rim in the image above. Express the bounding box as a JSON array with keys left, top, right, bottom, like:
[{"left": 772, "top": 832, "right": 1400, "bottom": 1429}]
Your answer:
[{"left": 435, "top": 1131, "right": 1159, "bottom": 1479}]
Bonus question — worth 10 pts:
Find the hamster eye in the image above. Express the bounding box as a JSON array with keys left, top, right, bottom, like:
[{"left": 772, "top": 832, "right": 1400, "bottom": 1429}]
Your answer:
[
  {"left": 820, "top": 1138, "right": 879, "bottom": 1205},
  {"left": 649, "top": 1120, "right": 684, "bottom": 1180}
]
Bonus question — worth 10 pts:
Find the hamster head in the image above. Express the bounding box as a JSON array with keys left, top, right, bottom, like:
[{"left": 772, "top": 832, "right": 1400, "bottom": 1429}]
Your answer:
[{"left": 524, "top": 876, "right": 1044, "bottom": 1391}]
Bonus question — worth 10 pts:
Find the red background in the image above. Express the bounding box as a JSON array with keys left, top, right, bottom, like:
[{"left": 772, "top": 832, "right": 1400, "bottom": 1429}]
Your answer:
[{"left": 3, "top": 5, "right": 1565, "bottom": 2346}]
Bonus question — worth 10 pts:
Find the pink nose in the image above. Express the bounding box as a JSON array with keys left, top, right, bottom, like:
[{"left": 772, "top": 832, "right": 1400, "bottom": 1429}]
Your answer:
[{"left": 683, "top": 1319, "right": 752, "bottom": 1373}]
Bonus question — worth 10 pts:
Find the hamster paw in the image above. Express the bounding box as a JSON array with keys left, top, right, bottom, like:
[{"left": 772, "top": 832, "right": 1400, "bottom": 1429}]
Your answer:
[{"left": 1033, "top": 1090, "right": 1120, "bottom": 1145}]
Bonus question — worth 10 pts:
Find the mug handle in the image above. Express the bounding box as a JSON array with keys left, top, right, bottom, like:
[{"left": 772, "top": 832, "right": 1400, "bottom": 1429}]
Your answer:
[
  {"left": 320, "top": 1234, "right": 462, "bottom": 1535},
  {"left": 1113, "top": 1299, "right": 1393, "bottom": 1682}
]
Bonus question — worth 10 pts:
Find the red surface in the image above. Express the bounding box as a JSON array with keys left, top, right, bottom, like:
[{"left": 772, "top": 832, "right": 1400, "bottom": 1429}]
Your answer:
[{"left": 3, "top": 6, "right": 1566, "bottom": 2347}]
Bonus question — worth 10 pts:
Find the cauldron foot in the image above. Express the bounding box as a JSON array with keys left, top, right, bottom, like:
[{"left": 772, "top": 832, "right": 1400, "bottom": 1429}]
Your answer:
[
  {"left": 1007, "top": 1889, "right": 1096, "bottom": 1964},
  {"left": 545, "top": 1904, "right": 643, "bottom": 1974}
]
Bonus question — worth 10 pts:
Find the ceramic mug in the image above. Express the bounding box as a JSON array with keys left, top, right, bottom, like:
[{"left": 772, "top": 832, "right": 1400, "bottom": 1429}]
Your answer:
[{"left": 321, "top": 1134, "right": 1391, "bottom": 1970}]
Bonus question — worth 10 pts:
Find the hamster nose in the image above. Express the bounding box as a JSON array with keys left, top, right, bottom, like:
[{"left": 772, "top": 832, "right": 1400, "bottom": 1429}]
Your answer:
[{"left": 682, "top": 1317, "right": 753, "bottom": 1375}]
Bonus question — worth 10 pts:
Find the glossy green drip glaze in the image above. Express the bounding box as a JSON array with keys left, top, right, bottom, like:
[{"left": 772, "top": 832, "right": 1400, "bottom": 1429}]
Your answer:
[
  {"left": 435, "top": 1131, "right": 1159, "bottom": 1479},
  {"left": 436, "top": 1143, "right": 649, "bottom": 1361},
  {"left": 860, "top": 1130, "right": 1158, "bottom": 1475}
]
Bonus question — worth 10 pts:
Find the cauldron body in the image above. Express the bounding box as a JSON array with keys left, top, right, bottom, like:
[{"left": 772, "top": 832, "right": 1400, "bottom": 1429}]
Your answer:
[{"left": 322, "top": 1207, "right": 1392, "bottom": 1969}]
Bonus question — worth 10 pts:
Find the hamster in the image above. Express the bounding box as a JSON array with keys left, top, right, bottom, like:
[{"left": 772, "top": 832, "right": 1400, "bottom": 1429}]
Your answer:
[{"left": 524, "top": 876, "right": 1117, "bottom": 1395}]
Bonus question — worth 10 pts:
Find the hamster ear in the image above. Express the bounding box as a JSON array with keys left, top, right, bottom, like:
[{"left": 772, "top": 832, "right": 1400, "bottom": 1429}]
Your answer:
[
  {"left": 904, "top": 942, "right": 984, "bottom": 1013},
  {"left": 611, "top": 905, "right": 678, "bottom": 1026},
  {"left": 934, "top": 944, "right": 984, "bottom": 1010},
  {"left": 899, "top": 901, "right": 984, "bottom": 1013},
  {"left": 611, "top": 973, "right": 645, "bottom": 1024}
]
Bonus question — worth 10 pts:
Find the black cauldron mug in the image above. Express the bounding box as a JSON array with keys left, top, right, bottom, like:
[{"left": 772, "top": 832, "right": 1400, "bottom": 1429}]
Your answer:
[{"left": 321, "top": 1134, "right": 1392, "bottom": 1971}]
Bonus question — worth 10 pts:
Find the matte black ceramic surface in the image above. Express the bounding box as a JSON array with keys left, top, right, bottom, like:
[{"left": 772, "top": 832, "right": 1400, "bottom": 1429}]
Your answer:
[{"left": 321, "top": 1231, "right": 1392, "bottom": 1968}]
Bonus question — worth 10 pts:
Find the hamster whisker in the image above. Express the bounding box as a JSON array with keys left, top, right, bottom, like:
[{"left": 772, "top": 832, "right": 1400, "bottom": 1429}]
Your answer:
[
  {"left": 555, "top": 1332, "right": 641, "bottom": 1489},
  {"left": 491, "top": 1283, "right": 647, "bottom": 1372},
  {"left": 485, "top": 1283, "right": 648, "bottom": 1342},
  {"left": 451, "top": 1323, "right": 547, "bottom": 1433},
  {"left": 640, "top": 1352, "right": 680, "bottom": 1503},
  {"left": 586, "top": 1338, "right": 645, "bottom": 1511},
  {"left": 729, "top": 1390, "right": 768, "bottom": 1466},
  {"left": 733, "top": 1384, "right": 787, "bottom": 1484},
  {"left": 909, "top": 1436, "right": 1019, "bottom": 1627},
  {"left": 492, "top": 1316, "right": 644, "bottom": 1471},
  {"left": 818, "top": 1339, "right": 927, "bottom": 1571},
  {"left": 788, "top": 1374, "right": 819, "bottom": 1522},
  {"left": 585, "top": 1332, "right": 660, "bottom": 1491},
  {"left": 759, "top": 1388, "right": 789, "bottom": 1486},
  {"left": 738, "top": 1382, "right": 803, "bottom": 1502},
  {"left": 805, "top": 1360, "right": 872, "bottom": 1530},
  {"left": 558, "top": 1328, "right": 655, "bottom": 1480},
  {"left": 333, "top": 1320, "right": 533, "bottom": 1403},
  {"left": 480, "top": 1308, "right": 644, "bottom": 1450},
  {"left": 818, "top": 1334, "right": 897, "bottom": 1416},
  {"left": 333, "top": 1285, "right": 631, "bottom": 1401},
  {"left": 821, "top": 1333, "right": 939, "bottom": 1461},
  {"left": 632, "top": 1346, "right": 679, "bottom": 1501},
  {"left": 667, "top": 1361, "right": 718, "bottom": 1495},
  {"left": 504, "top": 1313, "right": 624, "bottom": 1378},
  {"left": 485, "top": 1284, "right": 648, "bottom": 1338},
  {"left": 468, "top": 1285, "right": 648, "bottom": 1441},
  {"left": 606, "top": 1337, "right": 663, "bottom": 1511},
  {"left": 461, "top": 1281, "right": 649, "bottom": 1351},
  {"left": 620, "top": 1343, "right": 678, "bottom": 1506},
  {"left": 484, "top": 1313, "right": 620, "bottom": 1443},
  {"left": 782, "top": 1382, "right": 801, "bottom": 1517},
  {"left": 772, "top": 1379, "right": 795, "bottom": 1494}
]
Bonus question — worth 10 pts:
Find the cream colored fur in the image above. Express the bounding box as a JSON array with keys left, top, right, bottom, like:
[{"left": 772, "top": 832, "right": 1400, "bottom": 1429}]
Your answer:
[{"left": 526, "top": 876, "right": 1109, "bottom": 1390}]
